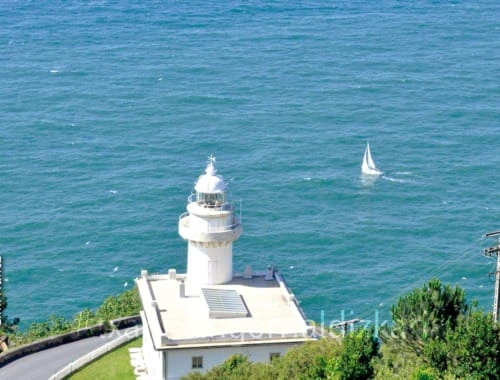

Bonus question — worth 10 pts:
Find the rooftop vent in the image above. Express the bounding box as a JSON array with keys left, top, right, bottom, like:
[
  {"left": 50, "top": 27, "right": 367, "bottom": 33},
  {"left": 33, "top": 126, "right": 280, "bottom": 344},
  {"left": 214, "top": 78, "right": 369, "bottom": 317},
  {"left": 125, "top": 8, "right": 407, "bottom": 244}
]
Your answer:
[
  {"left": 243, "top": 265, "right": 253, "bottom": 279},
  {"left": 179, "top": 280, "right": 186, "bottom": 298},
  {"left": 201, "top": 288, "right": 248, "bottom": 319},
  {"left": 168, "top": 268, "right": 177, "bottom": 280},
  {"left": 265, "top": 265, "right": 274, "bottom": 281}
]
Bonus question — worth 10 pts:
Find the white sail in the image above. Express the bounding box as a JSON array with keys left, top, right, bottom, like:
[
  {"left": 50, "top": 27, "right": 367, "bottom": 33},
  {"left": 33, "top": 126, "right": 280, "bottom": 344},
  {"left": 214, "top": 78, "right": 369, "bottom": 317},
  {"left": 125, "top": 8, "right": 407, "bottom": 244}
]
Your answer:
[
  {"left": 361, "top": 142, "right": 382, "bottom": 175},
  {"left": 366, "top": 142, "right": 376, "bottom": 169},
  {"left": 361, "top": 147, "right": 371, "bottom": 173}
]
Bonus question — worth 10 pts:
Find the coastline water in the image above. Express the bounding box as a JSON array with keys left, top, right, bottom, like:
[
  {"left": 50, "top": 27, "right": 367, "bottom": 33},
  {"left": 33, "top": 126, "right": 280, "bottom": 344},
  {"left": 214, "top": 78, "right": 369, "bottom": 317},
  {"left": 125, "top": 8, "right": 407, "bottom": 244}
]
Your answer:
[{"left": 1, "top": 1, "right": 499, "bottom": 327}]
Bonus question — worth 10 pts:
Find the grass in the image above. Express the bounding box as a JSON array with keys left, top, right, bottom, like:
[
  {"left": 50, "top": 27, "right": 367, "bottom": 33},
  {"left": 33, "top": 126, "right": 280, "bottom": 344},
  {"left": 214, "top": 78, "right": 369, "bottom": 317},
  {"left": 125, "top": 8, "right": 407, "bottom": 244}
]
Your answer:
[{"left": 67, "top": 337, "right": 142, "bottom": 380}]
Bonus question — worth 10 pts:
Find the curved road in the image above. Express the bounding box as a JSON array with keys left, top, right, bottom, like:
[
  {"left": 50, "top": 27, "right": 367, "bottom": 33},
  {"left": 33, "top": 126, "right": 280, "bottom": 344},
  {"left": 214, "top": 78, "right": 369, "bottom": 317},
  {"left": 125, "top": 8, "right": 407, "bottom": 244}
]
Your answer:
[{"left": 0, "top": 327, "right": 141, "bottom": 380}]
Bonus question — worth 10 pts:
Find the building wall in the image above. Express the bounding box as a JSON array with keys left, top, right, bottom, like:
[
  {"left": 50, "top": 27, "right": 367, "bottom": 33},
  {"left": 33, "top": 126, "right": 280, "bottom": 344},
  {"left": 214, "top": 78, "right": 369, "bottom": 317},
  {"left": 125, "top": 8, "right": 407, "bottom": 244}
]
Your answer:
[
  {"left": 141, "top": 311, "right": 165, "bottom": 379},
  {"left": 165, "top": 343, "right": 301, "bottom": 380}
]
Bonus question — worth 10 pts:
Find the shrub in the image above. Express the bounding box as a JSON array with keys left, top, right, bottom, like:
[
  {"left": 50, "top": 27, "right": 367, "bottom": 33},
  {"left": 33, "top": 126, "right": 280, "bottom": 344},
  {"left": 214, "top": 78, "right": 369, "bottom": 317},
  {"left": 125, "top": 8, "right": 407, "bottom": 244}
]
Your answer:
[{"left": 336, "top": 328, "right": 379, "bottom": 380}]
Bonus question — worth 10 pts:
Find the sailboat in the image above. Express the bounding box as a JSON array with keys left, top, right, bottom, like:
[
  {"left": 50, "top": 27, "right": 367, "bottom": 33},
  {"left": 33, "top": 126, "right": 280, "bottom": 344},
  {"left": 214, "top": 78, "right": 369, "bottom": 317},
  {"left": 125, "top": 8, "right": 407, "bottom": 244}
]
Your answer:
[{"left": 361, "top": 142, "right": 382, "bottom": 175}]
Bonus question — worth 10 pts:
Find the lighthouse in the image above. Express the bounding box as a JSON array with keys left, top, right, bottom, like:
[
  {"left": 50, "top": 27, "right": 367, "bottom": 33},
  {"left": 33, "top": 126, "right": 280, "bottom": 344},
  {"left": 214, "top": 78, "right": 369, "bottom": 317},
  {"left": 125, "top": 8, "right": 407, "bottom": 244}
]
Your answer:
[
  {"left": 178, "top": 156, "right": 242, "bottom": 287},
  {"left": 136, "top": 157, "right": 312, "bottom": 380}
]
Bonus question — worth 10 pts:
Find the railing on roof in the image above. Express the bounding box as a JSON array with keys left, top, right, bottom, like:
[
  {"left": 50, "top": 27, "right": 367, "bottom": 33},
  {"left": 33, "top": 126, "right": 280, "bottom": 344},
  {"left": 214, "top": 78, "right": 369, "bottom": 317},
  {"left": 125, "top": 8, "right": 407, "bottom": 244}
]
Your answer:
[
  {"left": 186, "top": 193, "right": 235, "bottom": 210},
  {"left": 180, "top": 196, "right": 243, "bottom": 232},
  {"left": 179, "top": 212, "right": 241, "bottom": 233}
]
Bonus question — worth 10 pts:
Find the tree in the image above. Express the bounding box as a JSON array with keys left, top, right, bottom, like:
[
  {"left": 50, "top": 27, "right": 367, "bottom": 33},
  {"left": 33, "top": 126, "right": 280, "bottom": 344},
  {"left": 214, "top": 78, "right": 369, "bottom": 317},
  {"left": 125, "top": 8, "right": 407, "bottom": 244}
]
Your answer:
[
  {"left": 0, "top": 289, "right": 20, "bottom": 335},
  {"left": 428, "top": 310, "right": 500, "bottom": 379},
  {"left": 336, "top": 328, "right": 379, "bottom": 380},
  {"left": 0, "top": 290, "right": 6, "bottom": 320},
  {"left": 390, "top": 279, "right": 467, "bottom": 354}
]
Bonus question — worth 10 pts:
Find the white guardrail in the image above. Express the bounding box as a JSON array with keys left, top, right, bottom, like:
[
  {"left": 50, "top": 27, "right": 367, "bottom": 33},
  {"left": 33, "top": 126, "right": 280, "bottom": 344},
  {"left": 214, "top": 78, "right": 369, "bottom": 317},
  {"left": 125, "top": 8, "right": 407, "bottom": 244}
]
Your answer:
[{"left": 48, "top": 326, "right": 143, "bottom": 380}]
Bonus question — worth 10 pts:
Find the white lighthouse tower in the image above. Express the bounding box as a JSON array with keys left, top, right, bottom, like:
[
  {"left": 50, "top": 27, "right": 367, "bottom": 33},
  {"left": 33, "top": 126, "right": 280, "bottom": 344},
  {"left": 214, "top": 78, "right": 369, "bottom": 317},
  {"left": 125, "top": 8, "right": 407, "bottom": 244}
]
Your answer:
[
  {"left": 178, "top": 156, "right": 242, "bottom": 288},
  {"left": 136, "top": 157, "right": 313, "bottom": 380}
]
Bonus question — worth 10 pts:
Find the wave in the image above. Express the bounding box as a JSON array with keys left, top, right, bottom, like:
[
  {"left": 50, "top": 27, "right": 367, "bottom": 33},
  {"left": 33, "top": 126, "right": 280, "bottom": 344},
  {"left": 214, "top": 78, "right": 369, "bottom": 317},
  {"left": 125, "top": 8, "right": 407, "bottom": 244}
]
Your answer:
[
  {"left": 394, "top": 171, "right": 412, "bottom": 175},
  {"left": 382, "top": 176, "right": 408, "bottom": 183}
]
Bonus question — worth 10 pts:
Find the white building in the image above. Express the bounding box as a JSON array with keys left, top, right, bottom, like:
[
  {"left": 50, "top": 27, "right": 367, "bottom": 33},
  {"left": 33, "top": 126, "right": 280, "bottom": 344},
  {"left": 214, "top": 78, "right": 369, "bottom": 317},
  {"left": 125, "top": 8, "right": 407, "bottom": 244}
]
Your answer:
[{"left": 136, "top": 157, "right": 313, "bottom": 380}]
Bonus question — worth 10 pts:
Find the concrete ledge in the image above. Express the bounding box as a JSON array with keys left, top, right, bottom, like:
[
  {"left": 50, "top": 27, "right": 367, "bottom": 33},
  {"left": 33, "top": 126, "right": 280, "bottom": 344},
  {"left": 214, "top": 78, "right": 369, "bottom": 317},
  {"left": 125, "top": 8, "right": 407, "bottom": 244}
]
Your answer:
[
  {"left": 110, "top": 315, "right": 142, "bottom": 329},
  {"left": 0, "top": 324, "right": 105, "bottom": 368}
]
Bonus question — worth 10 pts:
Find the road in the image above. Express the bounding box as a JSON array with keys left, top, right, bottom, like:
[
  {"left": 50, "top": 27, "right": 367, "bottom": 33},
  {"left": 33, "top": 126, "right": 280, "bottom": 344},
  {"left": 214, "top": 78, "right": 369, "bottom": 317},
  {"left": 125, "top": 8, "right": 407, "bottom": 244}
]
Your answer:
[{"left": 0, "top": 328, "right": 140, "bottom": 380}]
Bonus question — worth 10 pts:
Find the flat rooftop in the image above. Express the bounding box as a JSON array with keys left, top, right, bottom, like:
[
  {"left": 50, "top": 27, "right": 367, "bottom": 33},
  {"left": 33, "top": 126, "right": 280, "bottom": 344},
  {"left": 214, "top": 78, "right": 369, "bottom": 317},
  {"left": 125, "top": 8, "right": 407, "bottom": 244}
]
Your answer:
[{"left": 136, "top": 269, "right": 313, "bottom": 349}]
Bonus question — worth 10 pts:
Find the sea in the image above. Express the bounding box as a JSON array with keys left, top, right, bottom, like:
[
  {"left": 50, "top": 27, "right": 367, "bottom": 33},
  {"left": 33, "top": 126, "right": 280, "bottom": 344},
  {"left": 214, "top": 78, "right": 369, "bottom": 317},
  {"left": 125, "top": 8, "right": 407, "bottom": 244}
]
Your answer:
[{"left": 1, "top": 0, "right": 499, "bottom": 329}]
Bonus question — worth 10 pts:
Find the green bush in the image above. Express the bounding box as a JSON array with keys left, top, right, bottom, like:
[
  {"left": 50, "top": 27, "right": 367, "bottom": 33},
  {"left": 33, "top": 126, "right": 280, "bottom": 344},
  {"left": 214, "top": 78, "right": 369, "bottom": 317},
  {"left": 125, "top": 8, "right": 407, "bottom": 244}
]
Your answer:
[
  {"left": 336, "top": 328, "right": 379, "bottom": 380},
  {"left": 274, "top": 337, "right": 341, "bottom": 379},
  {"left": 410, "top": 366, "right": 439, "bottom": 380},
  {"left": 7, "top": 287, "right": 140, "bottom": 347},
  {"left": 95, "top": 288, "right": 141, "bottom": 322},
  {"left": 72, "top": 308, "right": 98, "bottom": 330}
]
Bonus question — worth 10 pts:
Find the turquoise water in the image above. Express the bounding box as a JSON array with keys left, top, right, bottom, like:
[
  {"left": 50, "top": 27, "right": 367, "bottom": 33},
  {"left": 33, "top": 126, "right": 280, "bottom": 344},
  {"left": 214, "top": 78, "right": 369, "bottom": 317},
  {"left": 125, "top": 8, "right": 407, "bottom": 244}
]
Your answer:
[{"left": 1, "top": 1, "right": 499, "bottom": 327}]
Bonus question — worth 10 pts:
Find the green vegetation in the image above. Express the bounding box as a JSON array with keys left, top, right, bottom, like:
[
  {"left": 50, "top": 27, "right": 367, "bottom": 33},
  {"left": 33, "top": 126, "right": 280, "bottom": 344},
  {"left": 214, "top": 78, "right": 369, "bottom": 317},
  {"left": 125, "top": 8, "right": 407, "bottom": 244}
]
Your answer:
[
  {"left": 184, "top": 279, "right": 500, "bottom": 380},
  {"left": 389, "top": 278, "right": 468, "bottom": 354},
  {"left": 68, "top": 337, "right": 142, "bottom": 380},
  {"left": 183, "top": 332, "right": 378, "bottom": 380},
  {"left": 337, "top": 328, "right": 379, "bottom": 380},
  {"left": 5, "top": 287, "right": 140, "bottom": 347},
  {"left": 375, "top": 279, "right": 500, "bottom": 379},
  {"left": 4, "top": 276, "right": 499, "bottom": 379},
  {"left": 425, "top": 311, "right": 500, "bottom": 379},
  {"left": 95, "top": 288, "right": 141, "bottom": 323},
  {"left": 0, "top": 288, "right": 20, "bottom": 335}
]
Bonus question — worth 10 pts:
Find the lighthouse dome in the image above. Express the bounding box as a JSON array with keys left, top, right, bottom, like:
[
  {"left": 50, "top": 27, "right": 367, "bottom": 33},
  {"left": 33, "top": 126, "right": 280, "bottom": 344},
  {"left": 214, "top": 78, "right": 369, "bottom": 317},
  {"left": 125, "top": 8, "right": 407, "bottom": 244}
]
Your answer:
[
  {"left": 194, "top": 157, "right": 226, "bottom": 193},
  {"left": 195, "top": 172, "right": 226, "bottom": 193},
  {"left": 193, "top": 157, "right": 227, "bottom": 207}
]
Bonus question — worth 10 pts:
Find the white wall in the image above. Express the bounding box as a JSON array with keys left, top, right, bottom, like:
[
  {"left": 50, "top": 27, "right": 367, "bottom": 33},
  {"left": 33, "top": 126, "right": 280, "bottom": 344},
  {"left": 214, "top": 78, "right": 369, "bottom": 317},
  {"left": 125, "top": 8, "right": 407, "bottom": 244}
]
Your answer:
[
  {"left": 187, "top": 243, "right": 233, "bottom": 286},
  {"left": 142, "top": 311, "right": 165, "bottom": 379},
  {"left": 166, "top": 343, "right": 301, "bottom": 380},
  {"left": 189, "top": 212, "right": 233, "bottom": 232}
]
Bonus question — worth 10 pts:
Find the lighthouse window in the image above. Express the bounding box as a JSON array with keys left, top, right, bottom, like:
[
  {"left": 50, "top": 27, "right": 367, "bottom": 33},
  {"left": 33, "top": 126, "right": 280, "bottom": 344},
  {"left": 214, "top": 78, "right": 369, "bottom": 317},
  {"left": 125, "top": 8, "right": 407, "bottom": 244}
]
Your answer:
[{"left": 197, "top": 192, "right": 224, "bottom": 206}]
